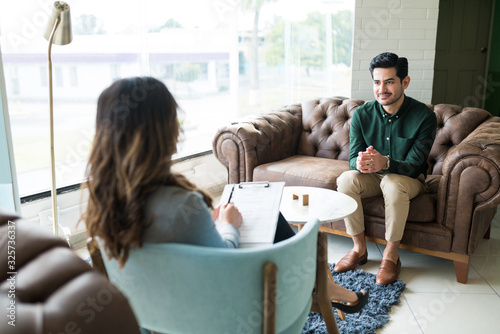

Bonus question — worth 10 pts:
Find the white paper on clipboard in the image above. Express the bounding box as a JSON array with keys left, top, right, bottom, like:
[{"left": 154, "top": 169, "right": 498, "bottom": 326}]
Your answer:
[{"left": 219, "top": 181, "right": 285, "bottom": 247}]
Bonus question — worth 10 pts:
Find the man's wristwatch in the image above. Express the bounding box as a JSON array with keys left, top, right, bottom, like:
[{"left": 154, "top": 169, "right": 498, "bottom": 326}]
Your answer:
[{"left": 385, "top": 156, "right": 390, "bottom": 170}]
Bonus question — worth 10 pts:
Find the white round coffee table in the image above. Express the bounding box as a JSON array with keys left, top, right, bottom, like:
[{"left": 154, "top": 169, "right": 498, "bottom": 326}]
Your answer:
[{"left": 280, "top": 186, "right": 357, "bottom": 224}]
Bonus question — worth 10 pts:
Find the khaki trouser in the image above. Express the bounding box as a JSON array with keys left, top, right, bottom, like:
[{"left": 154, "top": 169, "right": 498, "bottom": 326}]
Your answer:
[{"left": 336, "top": 170, "right": 427, "bottom": 242}]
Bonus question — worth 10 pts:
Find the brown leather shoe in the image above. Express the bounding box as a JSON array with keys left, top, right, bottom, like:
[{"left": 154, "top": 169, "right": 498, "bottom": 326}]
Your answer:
[
  {"left": 376, "top": 258, "right": 401, "bottom": 285},
  {"left": 333, "top": 250, "right": 368, "bottom": 273}
]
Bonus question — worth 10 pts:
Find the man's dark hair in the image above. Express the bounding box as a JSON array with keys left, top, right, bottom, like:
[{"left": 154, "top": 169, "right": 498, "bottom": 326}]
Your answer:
[{"left": 369, "top": 52, "right": 408, "bottom": 82}]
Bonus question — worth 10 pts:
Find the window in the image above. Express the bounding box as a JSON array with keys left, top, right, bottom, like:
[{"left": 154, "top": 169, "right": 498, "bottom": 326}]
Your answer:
[
  {"left": 69, "top": 66, "right": 78, "bottom": 87},
  {"left": 9, "top": 66, "right": 20, "bottom": 95},
  {"left": 40, "top": 66, "right": 48, "bottom": 87},
  {"left": 54, "top": 67, "right": 63, "bottom": 87},
  {"left": 0, "top": 0, "right": 354, "bottom": 197}
]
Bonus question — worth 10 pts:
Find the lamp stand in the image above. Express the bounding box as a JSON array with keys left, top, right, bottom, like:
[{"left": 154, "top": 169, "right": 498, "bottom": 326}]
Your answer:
[{"left": 48, "top": 17, "right": 61, "bottom": 236}]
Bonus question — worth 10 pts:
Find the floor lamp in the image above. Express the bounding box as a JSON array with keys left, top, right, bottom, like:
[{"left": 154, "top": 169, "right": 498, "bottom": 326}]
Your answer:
[{"left": 44, "top": 1, "right": 72, "bottom": 236}]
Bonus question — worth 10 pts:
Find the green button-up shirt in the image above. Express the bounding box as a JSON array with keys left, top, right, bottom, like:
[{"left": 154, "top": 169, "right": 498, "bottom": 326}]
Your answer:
[{"left": 349, "top": 95, "right": 437, "bottom": 178}]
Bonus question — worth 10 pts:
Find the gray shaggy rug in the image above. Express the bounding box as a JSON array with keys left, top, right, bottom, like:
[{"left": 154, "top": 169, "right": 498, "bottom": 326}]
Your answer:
[{"left": 302, "top": 264, "right": 406, "bottom": 334}]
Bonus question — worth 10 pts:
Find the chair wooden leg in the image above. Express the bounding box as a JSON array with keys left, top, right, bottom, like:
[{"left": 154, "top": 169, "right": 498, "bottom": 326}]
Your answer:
[
  {"left": 454, "top": 257, "right": 469, "bottom": 284},
  {"left": 311, "top": 232, "right": 340, "bottom": 334},
  {"left": 86, "top": 237, "right": 109, "bottom": 278},
  {"left": 263, "top": 262, "right": 277, "bottom": 334},
  {"left": 325, "top": 265, "right": 346, "bottom": 320}
]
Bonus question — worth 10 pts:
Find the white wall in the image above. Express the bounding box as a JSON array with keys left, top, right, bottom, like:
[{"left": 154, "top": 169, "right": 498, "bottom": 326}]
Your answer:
[{"left": 351, "top": 0, "right": 439, "bottom": 103}]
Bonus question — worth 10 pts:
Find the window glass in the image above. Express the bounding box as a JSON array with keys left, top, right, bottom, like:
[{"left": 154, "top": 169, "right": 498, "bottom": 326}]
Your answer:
[{"left": 0, "top": 0, "right": 354, "bottom": 197}]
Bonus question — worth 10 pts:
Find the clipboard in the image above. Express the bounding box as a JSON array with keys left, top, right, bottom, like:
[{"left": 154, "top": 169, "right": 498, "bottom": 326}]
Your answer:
[{"left": 219, "top": 181, "right": 285, "bottom": 248}]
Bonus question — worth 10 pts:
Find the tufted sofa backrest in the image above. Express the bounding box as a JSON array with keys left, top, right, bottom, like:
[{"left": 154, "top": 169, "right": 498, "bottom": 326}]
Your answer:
[
  {"left": 298, "top": 97, "right": 496, "bottom": 176},
  {"left": 298, "top": 97, "right": 364, "bottom": 160},
  {"left": 426, "top": 104, "right": 494, "bottom": 175}
]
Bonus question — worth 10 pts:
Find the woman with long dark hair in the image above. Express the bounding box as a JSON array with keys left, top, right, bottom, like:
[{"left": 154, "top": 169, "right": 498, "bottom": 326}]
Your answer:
[{"left": 83, "top": 76, "right": 367, "bottom": 313}]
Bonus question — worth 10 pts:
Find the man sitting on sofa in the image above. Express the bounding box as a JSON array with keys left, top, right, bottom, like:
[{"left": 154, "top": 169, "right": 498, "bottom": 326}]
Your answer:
[{"left": 334, "top": 52, "right": 437, "bottom": 285}]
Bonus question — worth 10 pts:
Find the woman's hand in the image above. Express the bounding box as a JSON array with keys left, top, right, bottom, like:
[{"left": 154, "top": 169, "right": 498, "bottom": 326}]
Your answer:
[
  {"left": 218, "top": 203, "right": 243, "bottom": 229},
  {"left": 211, "top": 205, "right": 221, "bottom": 221}
]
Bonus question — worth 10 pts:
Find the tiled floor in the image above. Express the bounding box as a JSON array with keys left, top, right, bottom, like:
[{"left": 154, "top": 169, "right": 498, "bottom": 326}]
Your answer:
[{"left": 326, "top": 209, "right": 500, "bottom": 334}]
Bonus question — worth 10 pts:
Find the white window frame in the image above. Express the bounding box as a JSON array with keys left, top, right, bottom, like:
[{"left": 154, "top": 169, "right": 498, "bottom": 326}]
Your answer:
[{"left": 0, "top": 48, "right": 21, "bottom": 215}]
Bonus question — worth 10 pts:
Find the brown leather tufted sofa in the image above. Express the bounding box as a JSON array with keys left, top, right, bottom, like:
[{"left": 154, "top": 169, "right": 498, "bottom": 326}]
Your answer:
[
  {"left": 0, "top": 212, "right": 141, "bottom": 334},
  {"left": 213, "top": 97, "right": 500, "bottom": 284}
]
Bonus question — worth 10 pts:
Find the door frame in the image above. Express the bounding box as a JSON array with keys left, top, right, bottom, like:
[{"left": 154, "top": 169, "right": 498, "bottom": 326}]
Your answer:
[
  {"left": 432, "top": 0, "right": 495, "bottom": 108},
  {"left": 483, "top": 0, "right": 497, "bottom": 108}
]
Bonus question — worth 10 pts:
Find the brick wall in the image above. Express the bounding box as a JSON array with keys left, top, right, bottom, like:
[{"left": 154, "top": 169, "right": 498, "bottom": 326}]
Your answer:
[{"left": 351, "top": 0, "right": 439, "bottom": 103}]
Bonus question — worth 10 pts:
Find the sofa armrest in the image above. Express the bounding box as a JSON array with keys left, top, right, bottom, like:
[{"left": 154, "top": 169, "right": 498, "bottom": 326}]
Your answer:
[
  {"left": 212, "top": 104, "right": 303, "bottom": 183},
  {"left": 437, "top": 119, "right": 500, "bottom": 253}
]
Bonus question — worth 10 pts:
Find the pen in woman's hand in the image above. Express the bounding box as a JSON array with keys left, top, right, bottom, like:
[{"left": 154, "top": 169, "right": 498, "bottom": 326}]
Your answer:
[{"left": 227, "top": 185, "right": 235, "bottom": 204}]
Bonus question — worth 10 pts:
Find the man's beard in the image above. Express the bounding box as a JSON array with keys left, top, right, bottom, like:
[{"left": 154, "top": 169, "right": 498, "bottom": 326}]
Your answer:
[{"left": 377, "top": 91, "right": 403, "bottom": 106}]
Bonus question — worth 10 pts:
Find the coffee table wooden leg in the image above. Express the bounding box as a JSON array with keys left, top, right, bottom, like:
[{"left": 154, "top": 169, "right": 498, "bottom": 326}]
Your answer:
[{"left": 312, "top": 232, "right": 340, "bottom": 334}]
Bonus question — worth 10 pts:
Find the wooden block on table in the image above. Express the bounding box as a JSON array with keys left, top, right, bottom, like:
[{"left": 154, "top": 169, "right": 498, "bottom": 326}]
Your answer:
[{"left": 292, "top": 192, "right": 309, "bottom": 206}]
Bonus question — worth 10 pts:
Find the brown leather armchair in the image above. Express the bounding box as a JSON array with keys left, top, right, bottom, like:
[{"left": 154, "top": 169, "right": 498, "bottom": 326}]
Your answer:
[
  {"left": 213, "top": 97, "right": 500, "bottom": 283},
  {"left": 0, "top": 212, "right": 141, "bottom": 334}
]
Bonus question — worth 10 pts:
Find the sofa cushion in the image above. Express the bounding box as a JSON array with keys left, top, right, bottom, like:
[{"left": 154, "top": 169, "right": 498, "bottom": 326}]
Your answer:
[
  {"left": 362, "top": 193, "right": 437, "bottom": 223},
  {"left": 253, "top": 155, "right": 350, "bottom": 189},
  {"left": 325, "top": 216, "right": 452, "bottom": 252}
]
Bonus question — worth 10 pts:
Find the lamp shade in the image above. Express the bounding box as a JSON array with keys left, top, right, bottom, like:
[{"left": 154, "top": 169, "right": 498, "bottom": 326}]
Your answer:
[{"left": 44, "top": 1, "right": 73, "bottom": 45}]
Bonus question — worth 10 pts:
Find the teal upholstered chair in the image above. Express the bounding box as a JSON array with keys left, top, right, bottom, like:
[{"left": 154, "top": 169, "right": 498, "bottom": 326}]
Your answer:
[{"left": 91, "top": 218, "right": 340, "bottom": 334}]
